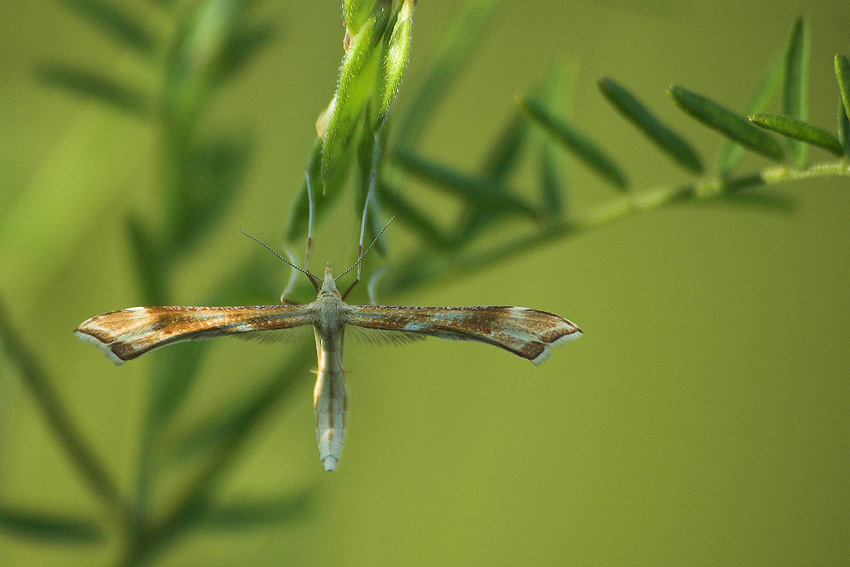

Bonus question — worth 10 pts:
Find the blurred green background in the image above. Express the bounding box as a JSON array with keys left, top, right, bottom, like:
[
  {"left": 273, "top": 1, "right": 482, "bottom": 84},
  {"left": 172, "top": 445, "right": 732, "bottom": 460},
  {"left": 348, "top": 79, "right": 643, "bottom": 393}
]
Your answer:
[{"left": 1, "top": 0, "right": 847, "bottom": 566}]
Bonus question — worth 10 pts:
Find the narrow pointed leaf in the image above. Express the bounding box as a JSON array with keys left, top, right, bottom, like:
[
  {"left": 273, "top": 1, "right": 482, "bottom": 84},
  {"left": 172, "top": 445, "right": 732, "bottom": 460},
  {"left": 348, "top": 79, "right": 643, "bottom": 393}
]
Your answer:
[
  {"left": 356, "top": 126, "right": 388, "bottom": 256},
  {"left": 396, "top": 0, "right": 498, "bottom": 148},
  {"left": 540, "top": 141, "right": 563, "bottom": 219},
  {"left": 322, "top": 10, "right": 386, "bottom": 184},
  {"left": 835, "top": 55, "right": 850, "bottom": 125},
  {"left": 481, "top": 112, "right": 530, "bottom": 180},
  {"left": 378, "top": 181, "right": 451, "bottom": 249},
  {"left": 749, "top": 113, "right": 844, "bottom": 156},
  {"left": 63, "top": 0, "right": 155, "bottom": 55},
  {"left": 189, "top": 491, "right": 312, "bottom": 530},
  {"left": 392, "top": 150, "right": 539, "bottom": 218},
  {"left": 599, "top": 77, "right": 703, "bottom": 173},
  {"left": 216, "top": 23, "right": 278, "bottom": 83},
  {"left": 0, "top": 507, "right": 103, "bottom": 543},
  {"left": 668, "top": 85, "right": 784, "bottom": 162},
  {"left": 838, "top": 101, "right": 850, "bottom": 155},
  {"left": 783, "top": 17, "right": 810, "bottom": 167},
  {"left": 518, "top": 95, "right": 628, "bottom": 189},
  {"left": 36, "top": 64, "right": 148, "bottom": 117},
  {"left": 717, "top": 54, "right": 784, "bottom": 176},
  {"left": 370, "top": 0, "right": 414, "bottom": 131}
]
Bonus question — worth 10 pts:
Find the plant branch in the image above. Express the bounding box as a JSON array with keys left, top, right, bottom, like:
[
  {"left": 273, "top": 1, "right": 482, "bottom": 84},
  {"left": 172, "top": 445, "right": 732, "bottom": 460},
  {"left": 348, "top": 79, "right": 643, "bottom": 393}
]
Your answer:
[{"left": 386, "top": 160, "right": 849, "bottom": 294}]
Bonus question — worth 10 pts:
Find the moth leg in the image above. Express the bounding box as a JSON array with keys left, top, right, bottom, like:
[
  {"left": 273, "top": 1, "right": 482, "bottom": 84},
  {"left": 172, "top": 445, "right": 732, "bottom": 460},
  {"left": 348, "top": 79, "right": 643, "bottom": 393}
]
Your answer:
[{"left": 279, "top": 248, "right": 301, "bottom": 305}]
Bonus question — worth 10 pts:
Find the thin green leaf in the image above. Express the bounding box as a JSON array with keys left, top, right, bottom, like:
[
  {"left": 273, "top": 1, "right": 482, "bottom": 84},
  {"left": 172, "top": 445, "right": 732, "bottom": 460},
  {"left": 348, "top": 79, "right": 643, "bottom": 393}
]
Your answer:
[
  {"left": 125, "top": 214, "right": 166, "bottom": 305},
  {"left": 322, "top": 9, "right": 386, "bottom": 184},
  {"left": 216, "top": 22, "right": 278, "bottom": 83},
  {"left": 749, "top": 113, "right": 844, "bottom": 156},
  {"left": 147, "top": 343, "right": 210, "bottom": 433},
  {"left": 668, "top": 85, "right": 784, "bottom": 162},
  {"left": 392, "top": 149, "right": 539, "bottom": 219},
  {"left": 835, "top": 55, "right": 850, "bottom": 126},
  {"left": 599, "top": 77, "right": 703, "bottom": 173},
  {"left": 171, "top": 136, "right": 253, "bottom": 253},
  {"left": 63, "top": 0, "right": 155, "bottom": 55},
  {"left": 395, "top": 0, "right": 499, "bottom": 147},
  {"left": 539, "top": 141, "right": 563, "bottom": 220},
  {"left": 536, "top": 63, "right": 576, "bottom": 219},
  {"left": 717, "top": 54, "right": 784, "bottom": 176},
  {"left": 370, "top": 0, "right": 414, "bottom": 130},
  {"left": 838, "top": 101, "right": 850, "bottom": 156},
  {"left": 378, "top": 181, "right": 451, "bottom": 249},
  {"left": 783, "top": 16, "right": 811, "bottom": 167},
  {"left": 36, "top": 64, "right": 148, "bottom": 117},
  {"left": 518, "top": 95, "right": 629, "bottom": 189},
  {"left": 188, "top": 491, "right": 312, "bottom": 531},
  {"left": 481, "top": 112, "right": 530, "bottom": 180},
  {"left": 0, "top": 507, "right": 103, "bottom": 543}
]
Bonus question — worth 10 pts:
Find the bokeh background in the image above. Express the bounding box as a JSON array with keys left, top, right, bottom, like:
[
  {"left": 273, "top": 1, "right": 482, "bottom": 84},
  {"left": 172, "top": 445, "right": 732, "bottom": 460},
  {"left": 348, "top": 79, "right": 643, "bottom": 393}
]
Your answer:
[{"left": 1, "top": 0, "right": 847, "bottom": 566}]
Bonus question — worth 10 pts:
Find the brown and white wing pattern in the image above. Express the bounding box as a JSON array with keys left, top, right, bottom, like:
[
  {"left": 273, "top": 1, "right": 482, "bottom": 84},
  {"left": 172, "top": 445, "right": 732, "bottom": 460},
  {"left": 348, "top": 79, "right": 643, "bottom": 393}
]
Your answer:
[
  {"left": 346, "top": 306, "right": 581, "bottom": 365},
  {"left": 75, "top": 305, "right": 311, "bottom": 365}
]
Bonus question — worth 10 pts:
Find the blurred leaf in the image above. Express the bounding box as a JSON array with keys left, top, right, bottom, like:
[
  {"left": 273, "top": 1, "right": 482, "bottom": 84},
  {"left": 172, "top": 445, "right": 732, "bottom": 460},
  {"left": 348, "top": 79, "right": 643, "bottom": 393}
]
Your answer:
[
  {"left": 370, "top": 0, "right": 414, "bottom": 131},
  {"left": 378, "top": 181, "right": 451, "bottom": 249},
  {"left": 0, "top": 507, "right": 103, "bottom": 543},
  {"left": 668, "top": 85, "right": 784, "bottom": 162},
  {"left": 539, "top": 140, "right": 563, "bottom": 220},
  {"left": 216, "top": 22, "right": 278, "bottom": 83},
  {"left": 835, "top": 55, "right": 850, "bottom": 123},
  {"left": 209, "top": 255, "right": 286, "bottom": 306},
  {"left": 322, "top": 9, "right": 386, "bottom": 184},
  {"left": 518, "top": 95, "right": 628, "bottom": 189},
  {"left": 63, "top": 0, "right": 155, "bottom": 55},
  {"left": 171, "top": 348, "right": 312, "bottom": 460},
  {"left": 599, "top": 77, "right": 703, "bottom": 173},
  {"left": 480, "top": 111, "right": 530, "bottom": 180},
  {"left": 782, "top": 17, "right": 810, "bottom": 167},
  {"left": 717, "top": 54, "right": 784, "bottom": 176},
  {"left": 36, "top": 64, "right": 148, "bottom": 117},
  {"left": 126, "top": 213, "right": 167, "bottom": 305},
  {"left": 838, "top": 101, "right": 850, "bottom": 156},
  {"left": 536, "top": 64, "right": 576, "bottom": 220},
  {"left": 392, "top": 149, "right": 539, "bottom": 218},
  {"left": 395, "top": 0, "right": 499, "bottom": 148},
  {"left": 171, "top": 135, "right": 253, "bottom": 252},
  {"left": 147, "top": 342, "right": 211, "bottom": 434},
  {"left": 690, "top": 191, "right": 797, "bottom": 214},
  {"left": 188, "top": 490, "right": 313, "bottom": 531},
  {"left": 749, "top": 113, "right": 844, "bottom": 156}
]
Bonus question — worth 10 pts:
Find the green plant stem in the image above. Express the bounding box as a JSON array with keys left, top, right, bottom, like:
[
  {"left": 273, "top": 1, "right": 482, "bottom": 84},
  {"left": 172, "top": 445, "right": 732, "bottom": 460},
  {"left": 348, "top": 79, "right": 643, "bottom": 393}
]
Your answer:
[
  {"left": 388, "top": 160, "right": 849, "bottom": 294},
  {"left": 0, "top": 297, "right": 134, "bottom": 530}
]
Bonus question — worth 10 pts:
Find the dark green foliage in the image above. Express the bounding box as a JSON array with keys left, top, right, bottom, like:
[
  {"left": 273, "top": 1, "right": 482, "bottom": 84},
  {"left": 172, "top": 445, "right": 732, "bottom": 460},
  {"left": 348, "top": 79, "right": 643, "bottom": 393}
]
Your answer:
[
  {"left": 0, "top": 507, "right": 103, "bottom": 543},
  {"left": 599, "top": 77, "right": 703, "bottom": 173},
  {"left": 668, "top": 85, "right": 785, "bottom": 162},
  {"left": 750, "top": 113, "right": 844, "bottom": 156},
  {"left": 63, "top": 0, "right": 156, "bottom": 55},
  {"left": 835, "top": 55, "right": 850, "bottom": 132},
  {"left": 36, "top": 64, "right": 149, "bottom": 117}
]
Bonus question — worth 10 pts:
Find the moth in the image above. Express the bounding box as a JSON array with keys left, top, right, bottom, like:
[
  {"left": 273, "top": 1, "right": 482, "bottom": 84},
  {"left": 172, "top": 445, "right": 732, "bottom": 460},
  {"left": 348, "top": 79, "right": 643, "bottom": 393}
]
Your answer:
[{"left": 75, "top": 181, "right": 582, "bottom": 471}]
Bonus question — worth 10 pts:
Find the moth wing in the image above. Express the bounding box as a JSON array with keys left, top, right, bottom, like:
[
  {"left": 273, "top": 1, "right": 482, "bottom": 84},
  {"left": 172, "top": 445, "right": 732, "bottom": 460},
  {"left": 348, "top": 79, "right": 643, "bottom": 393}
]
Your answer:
[
  {"left": 346, "top": 305, "right": 581, "bottom": 365},
  {"left": 75, "top": 305, "right": 312, "bottom": 365}
]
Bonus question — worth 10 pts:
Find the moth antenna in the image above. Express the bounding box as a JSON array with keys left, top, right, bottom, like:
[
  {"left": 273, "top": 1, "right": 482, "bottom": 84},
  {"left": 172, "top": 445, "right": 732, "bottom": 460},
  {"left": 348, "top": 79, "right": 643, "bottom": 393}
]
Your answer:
[
  {"left": 336, "top": 216, "right": 395, "bottom": 282},
  {"left": 239, "top": 231, "right": 320, "bottom": 290}
]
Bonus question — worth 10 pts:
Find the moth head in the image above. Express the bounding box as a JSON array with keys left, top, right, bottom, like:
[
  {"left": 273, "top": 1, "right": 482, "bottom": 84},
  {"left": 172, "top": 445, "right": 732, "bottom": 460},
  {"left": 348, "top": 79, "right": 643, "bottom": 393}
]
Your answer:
[{"left": 319, "top": 262, "right": 340, "bottom": 297}]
